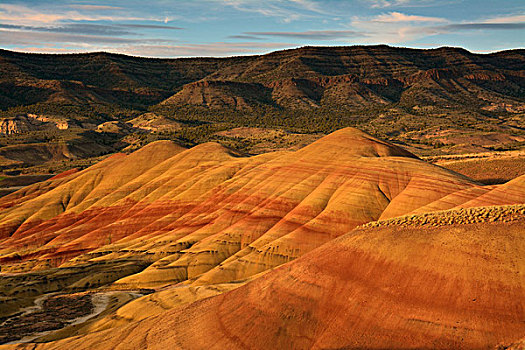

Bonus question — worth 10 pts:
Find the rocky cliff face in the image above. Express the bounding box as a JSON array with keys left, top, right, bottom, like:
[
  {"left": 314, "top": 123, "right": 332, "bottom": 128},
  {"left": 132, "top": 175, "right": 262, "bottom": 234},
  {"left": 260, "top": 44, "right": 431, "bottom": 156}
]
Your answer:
[
  {"left": 0, "top": 115, "right": 41, "bottom": 135},
  {"left": 26, "top": 114, "right": 71, "bottom": 130},
  {"left": 0, "top": 114, "right": 72, "bottom": 135}
]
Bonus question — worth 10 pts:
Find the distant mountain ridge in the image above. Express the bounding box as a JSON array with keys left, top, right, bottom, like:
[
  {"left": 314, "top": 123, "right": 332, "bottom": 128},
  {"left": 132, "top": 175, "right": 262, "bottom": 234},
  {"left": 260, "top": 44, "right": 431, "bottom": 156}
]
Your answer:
[{"left": 1, "top": 45, "right": 524, "bottom": 112}]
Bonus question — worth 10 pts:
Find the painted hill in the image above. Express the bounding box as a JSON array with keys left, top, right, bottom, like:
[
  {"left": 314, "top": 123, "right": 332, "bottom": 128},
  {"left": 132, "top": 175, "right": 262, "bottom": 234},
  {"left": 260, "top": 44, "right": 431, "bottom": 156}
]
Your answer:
[
  {"left": 0, "top": 128, "right": 523, "bottom": 280},
  {"left": 0, "top": 127, "right": 524, "bottom": 348},
  {"left": 150, "top": 205, "right": 525, "bottom": 350},
  {"left": 4, "top": 205, "right": 524, "bottom": 350}
]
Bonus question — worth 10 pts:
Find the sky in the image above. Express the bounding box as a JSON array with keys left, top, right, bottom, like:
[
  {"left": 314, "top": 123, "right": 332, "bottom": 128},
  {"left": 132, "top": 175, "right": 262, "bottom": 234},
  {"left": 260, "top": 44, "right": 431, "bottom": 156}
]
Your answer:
[{"left": 0, "top": 0, "right": 523, "bottom": 57}]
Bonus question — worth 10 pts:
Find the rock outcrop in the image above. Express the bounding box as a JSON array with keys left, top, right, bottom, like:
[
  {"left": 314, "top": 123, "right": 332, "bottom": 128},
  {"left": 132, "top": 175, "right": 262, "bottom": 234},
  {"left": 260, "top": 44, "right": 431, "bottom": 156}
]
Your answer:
[
  {"left": 0, "top": 115, "right": 41, "bottom": 135},
  {"left": 0, "top": 114, "right": 72, "bottom": 135}
]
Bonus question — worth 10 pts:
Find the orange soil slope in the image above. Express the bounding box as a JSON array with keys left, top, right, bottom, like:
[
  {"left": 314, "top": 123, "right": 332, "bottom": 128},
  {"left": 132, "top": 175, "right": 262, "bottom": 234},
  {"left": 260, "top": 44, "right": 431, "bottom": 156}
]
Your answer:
[
  {"left": 0, "top": 128, "right": 523, "bottom": 287},
  {"left": 6, "top": 205, "right": 524, "bottom": 350}
]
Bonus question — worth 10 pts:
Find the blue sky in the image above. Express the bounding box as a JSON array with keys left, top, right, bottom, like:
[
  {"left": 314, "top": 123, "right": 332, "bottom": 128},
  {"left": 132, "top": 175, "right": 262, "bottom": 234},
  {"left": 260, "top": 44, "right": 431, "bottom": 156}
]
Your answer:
[{"left": 0, "top": 0, "right": 523, "bottom": 57}]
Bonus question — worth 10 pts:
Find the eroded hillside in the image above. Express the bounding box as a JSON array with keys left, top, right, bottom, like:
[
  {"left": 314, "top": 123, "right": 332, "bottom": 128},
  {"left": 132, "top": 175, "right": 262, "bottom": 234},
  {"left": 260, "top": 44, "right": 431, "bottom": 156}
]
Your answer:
[{"left": 0, "top": 128, "right": 524, "bottom": 348}]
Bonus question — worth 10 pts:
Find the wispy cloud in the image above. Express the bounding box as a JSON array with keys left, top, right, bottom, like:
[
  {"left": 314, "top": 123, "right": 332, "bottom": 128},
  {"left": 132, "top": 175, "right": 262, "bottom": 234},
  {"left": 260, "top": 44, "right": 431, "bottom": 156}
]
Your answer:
[
  {"left": 11, "top": 41, "right": 296, "bottom": 57},
  {"left": 403, "top": 16, "right": 525, "bottom": 37},
  {"left": 124, "top": 42, "right": 295, "bottom": 57},
  {"left": 221, "top": 1, "right": 300, "bottom": 22},
  {"left": 0, "top": 4, "right": 66, "bottom": 25},
  {"left": 287, "top": 0, "right": 333, "bottom": 15},
  {"left": 366, "top": 0, "right": 454, "bottom": 9},
  {"left": 350, "top": 12, "right": 445, "bottom": 43},
  {"left": 243, "top": 30, "right": 366, "bottom": 40},
  {"left": 228, "top": 34, "right": 265, "bottom": 40},
  {"left": 68, "top": 5, "right": 124, "bottom": 11},
  {"left": 219, "top": 0, "right": 331, "bottom": 22},
  {"left": 350, "top": 10, "right": 525, "bottom": 44},
  {"left": 0, "top": 29, "right": 173, "bottom": 46},
  {"left": 440, "top": 23, "right": 525, "bottom": 30},
  {"left": 395, "top": 21, "right": 525, "bottom": 40},
  {"left": 481, "top": 14, "right": 525, "bottom": 24},
  {"left": 0, "top": 22, "right": 183, "bottom": 37},
  {"left": 373, "top": 12, "right": 447, "bottom": 23},
  {"left": 0, "top": 23, "right": 134, "bottom": 36},
  {"left": 118, "top": 23, "right": 183, "bottom": 30},
  {"left": 368, "top": 0, "right": 412, "bottom": 9},
  {"left": 14, "top": 46, "right": 86, "bottom": 53},
  {"left": 0, "top": 3, "right": 168, "bottom": 25},
  {"left": 0, "top": 2, "right": 190, "bottom": 57}
]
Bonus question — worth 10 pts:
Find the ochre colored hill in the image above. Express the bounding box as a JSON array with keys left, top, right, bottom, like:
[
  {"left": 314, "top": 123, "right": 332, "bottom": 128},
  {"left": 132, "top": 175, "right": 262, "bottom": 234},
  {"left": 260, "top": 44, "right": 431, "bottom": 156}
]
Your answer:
[
  {"left": 0, "top": 128, "right": 523, "bottom": 286},
  {"left": 1, "top": 128, "right": 524, "bottom": 348},
  {"left": 4, "top": 205, "right": 523, "bottom": 350}
]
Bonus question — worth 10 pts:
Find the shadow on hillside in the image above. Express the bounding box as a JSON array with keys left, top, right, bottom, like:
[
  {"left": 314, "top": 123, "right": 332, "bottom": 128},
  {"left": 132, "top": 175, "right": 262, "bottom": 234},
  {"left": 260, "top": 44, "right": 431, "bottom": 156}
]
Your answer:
[{"left": 480, "top": 178, "right": 509, "bottom": 185}]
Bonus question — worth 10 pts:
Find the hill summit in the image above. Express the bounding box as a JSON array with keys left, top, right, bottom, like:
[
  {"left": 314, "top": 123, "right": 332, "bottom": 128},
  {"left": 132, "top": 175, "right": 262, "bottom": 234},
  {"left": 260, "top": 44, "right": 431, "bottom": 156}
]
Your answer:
[{"left": 295, "top": 127, "right": 417, "bottom": 159}]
